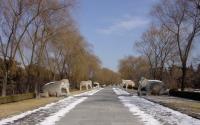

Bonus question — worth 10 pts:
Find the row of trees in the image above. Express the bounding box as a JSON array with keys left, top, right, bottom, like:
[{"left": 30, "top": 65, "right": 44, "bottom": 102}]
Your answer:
[
  {"left": 118, "top": 55, "right": 200, "bottom": 89},
  {"left": 0, "top": 0, "right": 120, "bottom": 97},
  {"left": 94, "top": 68, "right": 121, "bottom": 85},
  {"left": 119, "top": 0, "right": 200, "bottom": 90},
  {"left": 119, "top": 56, "right": 149, "bottom": 84}
]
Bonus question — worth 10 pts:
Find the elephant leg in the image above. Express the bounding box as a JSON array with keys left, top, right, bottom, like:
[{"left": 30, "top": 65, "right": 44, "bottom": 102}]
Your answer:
[
  {"left": 80, "top": 85, "right": 82, "bottom": 91},
  {"left": 67, "top": 88, "right": 70, "bottom": 95}
]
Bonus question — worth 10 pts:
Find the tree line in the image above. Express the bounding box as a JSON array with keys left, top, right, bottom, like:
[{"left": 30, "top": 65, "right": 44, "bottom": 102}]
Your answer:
[
  {"left": 0, "top": 0, "right": 121, "bottom": 97},
  {"left": 119, "top": 0, "right": 200, "bottom": 90}
]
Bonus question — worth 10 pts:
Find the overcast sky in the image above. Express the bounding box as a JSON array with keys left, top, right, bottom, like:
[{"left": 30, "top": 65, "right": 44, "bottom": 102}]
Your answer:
[{"left": 72, "top": 0, "right": 200, "bottom": 71}]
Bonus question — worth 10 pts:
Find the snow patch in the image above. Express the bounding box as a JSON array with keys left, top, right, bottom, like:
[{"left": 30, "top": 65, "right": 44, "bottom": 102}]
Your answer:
[
  {"left": 119, "top": 96, "right": 161, "bottom": 125},
  {"left": 135, "top": 96, "right": 200, "bottom": 125},
  {"left": 38, "top": 88, "right": 103, "bottom": 125},
  {"left": 113, "top": 88, "right": 200, "bottom": 125},
  {"left": 0, "top": 88, "right": 103, "bottom": 125},
  {"left": 74, "top": 88, "right": 103, "bottom": 96},
  {"left": 38, "top": 97, "right": 87, "bottom": 125},
  {"left": 0, "top": 96, "right": 73, "bottom": 125},
  {"left": 112, "top": 88, "right": 130, "bottom": 95},
  {"left": 113, "top": 88, "right": 160, "bottom": 125}
]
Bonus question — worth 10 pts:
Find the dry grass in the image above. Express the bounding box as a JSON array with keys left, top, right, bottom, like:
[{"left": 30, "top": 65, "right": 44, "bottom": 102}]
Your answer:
[
  {"left": 144, "top": 96, "right": 200, "bottom": 119},
  {"left": 165, "top": 100, "right": 200, "bottom": 114},
  {"left": 0, "top": 89, "right": 92, "bottom": 119},
  {"left": 0, "top": 97, "right": 62, "bottom": 119}
]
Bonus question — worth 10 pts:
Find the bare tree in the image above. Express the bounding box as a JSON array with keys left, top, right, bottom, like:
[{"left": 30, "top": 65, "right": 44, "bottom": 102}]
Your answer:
[
  {"left": 153, "top": 0, "right": 200, "bottom": 91},
  {"left": 0, "top": 0, "right": 75, "bottom": 96},
  {"left": 96, "top": 68, "right": 121, "bottom": 85},
  {"left": 0, "top": 0, "right": 43, "bottom": 96},
  {"left": 135, "top": 25, "right": 177, "bottom": 80},
  {"left": 118, "top": 56, "right": 150, "bottom": 83},
  {"left": 0, "top": 0, "right": 114, "bottom": 96}
]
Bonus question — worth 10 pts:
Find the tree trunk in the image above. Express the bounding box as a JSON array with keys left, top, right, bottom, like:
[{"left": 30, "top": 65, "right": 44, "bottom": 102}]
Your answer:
[
  {"left": 26, "top": 84, "right": 30, "bottom": 93},
  {"left": 60, "top": 73, "right": 64, "bottom": 79},
  {"left": 34, "top": 82, "right": 39, "bottom": 98},
  {"left": 2, "top": 71, "right": 8, "bottom": 97},
  {"left": 35, "top": 67, "right": 41, "bottom": 98},
  {"left": 34, "top": 75, "right": 41, "bottom": 98},
  {"left": 153, "top": 68, "right": 156, "bottom": 79},
  {"left": 53, "top": 73, "right": 56, "bottom": 81},
  {"left": 181, "top": 65, "right": 186, "bottom": 91},
  {"left": 26, "top": 76, "right": 31, "bottom": 93},
  {"left": 160, "top": 65, "right": 165, "bottom": 81},
  {"left": 160, "top": 68, "right": 163, "bottom": 81}
]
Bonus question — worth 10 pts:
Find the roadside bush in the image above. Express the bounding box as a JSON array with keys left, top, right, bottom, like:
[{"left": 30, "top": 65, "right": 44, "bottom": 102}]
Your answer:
[
  {"left": 169, "top": 90, "right": 200, "bottom": 101},
  {"left": 0, "top": 93, "right": 35, "bottom": 104}
]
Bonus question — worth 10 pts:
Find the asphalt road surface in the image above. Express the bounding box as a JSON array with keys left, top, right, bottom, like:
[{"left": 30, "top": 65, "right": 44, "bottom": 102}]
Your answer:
[
  {"left": 56, "top": 87, "right": 143, "bottom": 125},
  {"left": 1, "top": 87, "right": 199, "bottom": 125}
]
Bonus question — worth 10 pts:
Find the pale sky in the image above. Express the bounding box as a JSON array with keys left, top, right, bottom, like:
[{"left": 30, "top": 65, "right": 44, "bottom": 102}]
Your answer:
[{"left": 72, "top": 0, "right": 200, "bottom": 70}]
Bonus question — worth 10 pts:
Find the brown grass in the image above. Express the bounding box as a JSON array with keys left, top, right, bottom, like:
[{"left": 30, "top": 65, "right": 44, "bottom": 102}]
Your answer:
[
  {"left": 144, "top": 96, "right": 200, "bottom": 119},
  {"left": 0, "top": 89, "right": 92, "bottom": 119},
  {"left": 166, "top": 100, "right": 200, "bottom": 114},
  {"left": 0, "top": 97, "right": 62, "bottom": 119}
]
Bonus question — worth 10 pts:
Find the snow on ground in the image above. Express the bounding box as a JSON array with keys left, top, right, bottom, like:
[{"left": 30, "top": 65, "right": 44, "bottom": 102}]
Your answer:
[
  {"left": 74, "top": 88, "right": 103, "bottom": 96},
  {"left": 0, "top": 97, "right": 74, "bottom": 125},
  {"left": 113, "top": 87, "right": 130, "bottom": 95},
  {"left": 0, "top": 88, "right": 103, "bottom": 125},
  {"left": 38, "top": 97, "right": 87, "bottom": 125},
  {"left": 113, "top": 88, "right": 200, "bottom": 125},
  {"left": 113, "top": 88, "right": 161, "bottom": 125},
  {"left": 38, "top": 88, "right": 103, "bottom": 125}
]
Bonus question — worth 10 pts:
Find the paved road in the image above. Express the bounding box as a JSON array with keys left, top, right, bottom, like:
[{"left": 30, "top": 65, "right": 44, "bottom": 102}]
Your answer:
[
  {"left": 56, "top": 87, "right": 143, "bottom": 125},
  {"left": 1, "top": 87, "right": 199, "bottom": 125}
]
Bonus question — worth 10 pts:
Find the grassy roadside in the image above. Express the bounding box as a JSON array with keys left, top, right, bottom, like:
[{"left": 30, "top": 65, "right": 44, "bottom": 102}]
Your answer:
[
  {"left": 0, "top": 89, "right": 91, "bottom": 119},
  {"left": 143, "top": 96, "right": 200, "bottom": 119},
  {"left": 123, "top": 88, "right": 200, "bottom": 119}
]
